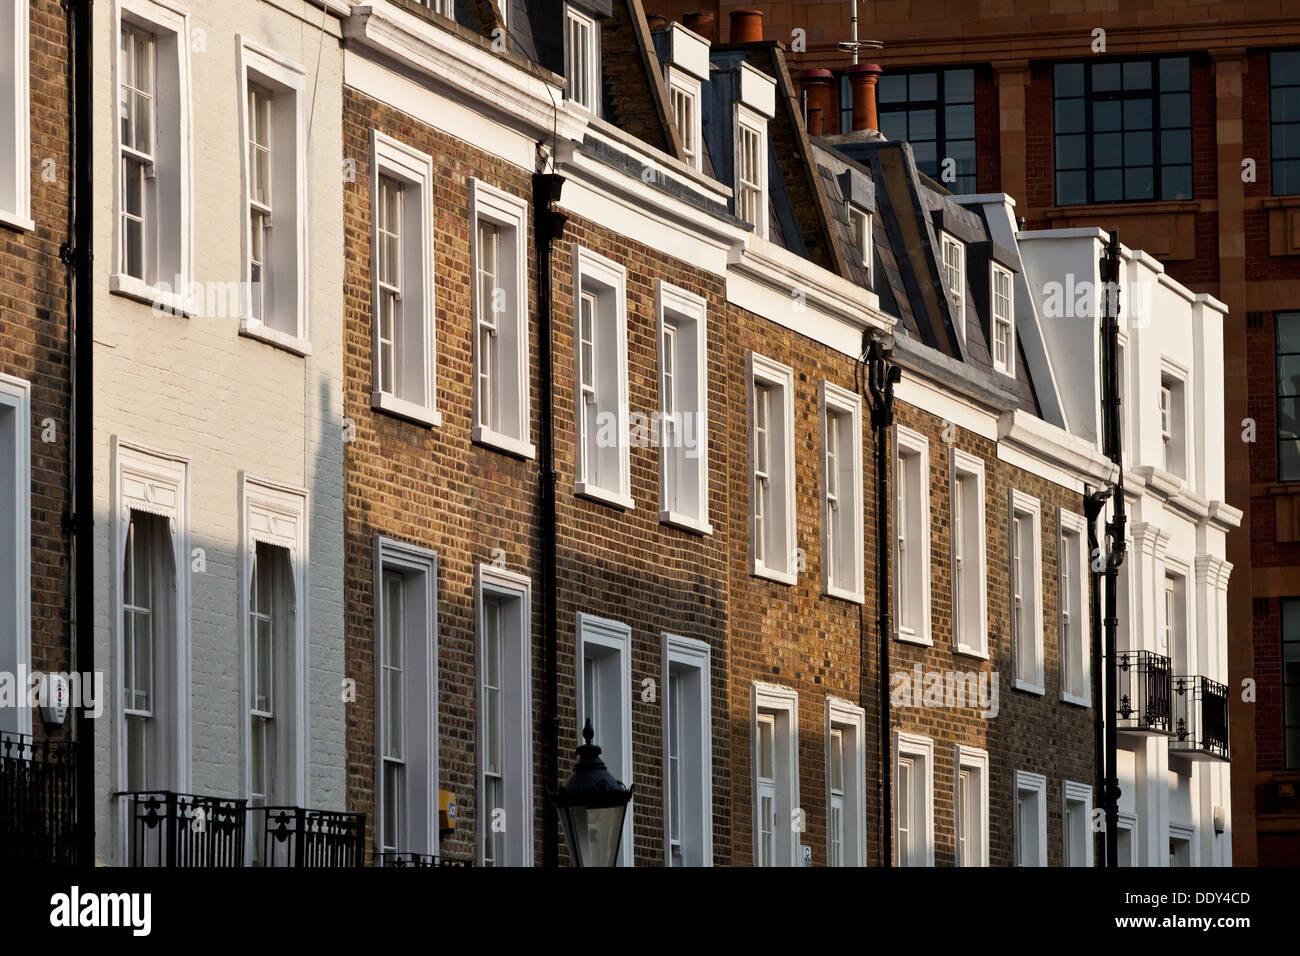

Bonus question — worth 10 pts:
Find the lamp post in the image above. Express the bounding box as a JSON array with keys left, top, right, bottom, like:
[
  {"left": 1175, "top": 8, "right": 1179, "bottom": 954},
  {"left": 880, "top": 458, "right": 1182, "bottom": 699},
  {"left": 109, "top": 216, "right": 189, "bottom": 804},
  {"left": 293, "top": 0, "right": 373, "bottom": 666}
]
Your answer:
[{"left": 553, "top": 720, "right": 633, "bottom": 867}]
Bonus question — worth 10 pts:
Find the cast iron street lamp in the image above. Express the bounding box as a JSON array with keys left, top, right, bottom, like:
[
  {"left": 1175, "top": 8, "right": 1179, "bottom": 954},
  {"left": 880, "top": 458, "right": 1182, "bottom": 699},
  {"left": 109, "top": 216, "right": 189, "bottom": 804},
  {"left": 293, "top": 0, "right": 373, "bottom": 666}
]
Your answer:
[{"left": 553, "top": 719, "right": 633, "bottom": 867}]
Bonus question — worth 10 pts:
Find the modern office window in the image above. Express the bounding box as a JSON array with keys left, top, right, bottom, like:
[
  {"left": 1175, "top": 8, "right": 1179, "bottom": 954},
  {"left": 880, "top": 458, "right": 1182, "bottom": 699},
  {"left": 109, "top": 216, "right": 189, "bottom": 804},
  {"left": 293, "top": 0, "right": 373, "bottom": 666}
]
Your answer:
[
  {"left": 1014, "top": 770, "right": 1048, "bottom": 866},
  {"left": 849, "top": 205, "right": 871, "bottom": 280},
  {"left": 564, "top": 5, "right": 599, "bottom": 113},
  {"left": 1286, "top": 599, "right": 1300, "bottom": 768},
  {"left": 954, "top": 745, "right": 989, "bottom": 866},
  {"left": 574, "top": 247, "right": 631, "bottom": 508},
  {"left": 658, "top": 282, "right": 709, "bottom": 532},
  {"left": 1063, "top": 781, "right": 1094, "bottom": 867},
  {"left": 1271, "top": 51, "right": 1300, "bottom": 195},
  {"left": 1053, "top": 57, "right": 1191, "bottom": 205},
  {"left": 825, "top": 699, "right": 865, "bottom": 867},
  {"left": 237, "top": 40, "right": 308, "bottom": 350},
  {"left": 1278, "top": 312, "right": 1300, "bottom": 480},
  {"left": 821, "top": 382, "right": 864, "bottom": 602},
  {"left": 1159, "top": 368, "right": 1187, "bottom": 478},
  {"left": 371, "top": 132, "right": 438, "bottom": 426},
  {"left": 895, "top": 731, "right": 934, "bottom": 866},
  {"left": 735, "top": 106, "right": 768, "bottom": 237},
  {"left": 1, "top": 0, "right": 30, "bottom": 230},
  {"left": 472, "top": 179, "right": 532, "bottom": 456},
  {"left": 477, "top": 565, "right": 532, "bottom": 866},
  {"left": 991, "top": 261, "right": 1014, "bottom": 374},
  {"left": 666, "top": 67, "right": 702, "bottom": 171},
  {"left": 1010, "top": 490, "right": 1044, "bottom": 693},
  {"left": 375, "top": 537, "right": 438, "bottom": 865},
  {"left": 951, "top": 450, "right": 987, "bottom": 656},
  {"left": 578, "top": 613, "right": 633, "bottom": 865},
  {"left": 877, "top": 68, "right": 976, "bottom": 193},
  {"left": 1059, "top": 510, "right": 1089, "bottom": 704},
  {"left": 750, "top": 353, "right": 796, "bottom": 583},
  {"left": 941, "top": 233, "right": 964, "bottom": 339},
  {"left": 0, "top": 376, "right": 30, "bottom": 737},
  {"left": 753, "top": 683, "right": 799, "bottom": 867},
  {"left": 663, "top": 635, "right": 712, "bottom": 866},
  {"left": 896, "top": 426, "right": 931, "bottom": 644}
]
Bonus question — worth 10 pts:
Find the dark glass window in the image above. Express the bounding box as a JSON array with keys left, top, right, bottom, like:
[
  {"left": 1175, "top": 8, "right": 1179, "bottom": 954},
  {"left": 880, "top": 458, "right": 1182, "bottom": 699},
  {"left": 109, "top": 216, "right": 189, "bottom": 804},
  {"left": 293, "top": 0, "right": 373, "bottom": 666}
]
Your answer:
[
  {"left": 840, "top": 75, "right": 853, "bottom": 134},
  {"left": 1053, "top": 57, "right": 1191, "bottom": 205},
  {"left": 1278, "top": 312, "right": 1300, "bottom": 480},
  {"left": 875, "top": 68, "right": 976, "bottom": 194},
  {"left": 1281, "top": 599, "right": 1300, "bottom": 768},
  {"left": 1271, "top": 51, "right": 1300, "bottom": 195}
]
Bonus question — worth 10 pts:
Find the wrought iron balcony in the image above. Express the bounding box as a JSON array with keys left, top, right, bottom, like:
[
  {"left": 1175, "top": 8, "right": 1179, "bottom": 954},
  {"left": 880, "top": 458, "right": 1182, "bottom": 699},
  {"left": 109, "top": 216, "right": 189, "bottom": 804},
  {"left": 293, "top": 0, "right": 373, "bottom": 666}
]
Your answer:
[
  {"left": 1171, "top": 675, "right": 1230, "bottom": 761},
  {"left": 0, "top": 731, "right": 78, "bottom": 864},
  {"left": 261, "top": 806, "right": 365, "bottom": 866},
  {"left": 1115, "top": 650, "right": 1172, "bottom": 735},
  {"left": 123, "top": 790, "right": 247, "bottom": 867},
  {"left": 375, "top": 851, "right": 471, "bottom": 867}
]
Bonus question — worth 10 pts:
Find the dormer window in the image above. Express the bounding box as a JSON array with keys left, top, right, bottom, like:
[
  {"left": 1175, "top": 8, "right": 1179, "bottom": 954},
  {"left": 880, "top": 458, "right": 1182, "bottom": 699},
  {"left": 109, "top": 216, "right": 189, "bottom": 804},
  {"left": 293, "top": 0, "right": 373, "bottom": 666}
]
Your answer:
[
  {"left": 564, "top": 5, "right": 599, "bottom": 113},
  {"left": 735, "top": 106, "right": 768, "bottom": 238},
  {"left": 941, "top": 232, "right": 964, "bottom": 337},
  {"left": 991, "top": 261, "right": 1014, "bottom": 375},
  {"left": 849, "top": 205, "right": 871, "bottom": 282},
  {"left": 666, "top": 69, "right": 702, "bottom": 171}
]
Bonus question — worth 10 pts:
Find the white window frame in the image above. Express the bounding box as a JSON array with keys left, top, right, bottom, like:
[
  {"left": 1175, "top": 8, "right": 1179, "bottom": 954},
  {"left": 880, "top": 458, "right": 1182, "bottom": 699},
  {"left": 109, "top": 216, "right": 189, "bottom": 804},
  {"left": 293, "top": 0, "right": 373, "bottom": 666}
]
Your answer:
[
  {"left": 370, "top": 130, "right": 439, "bottom": 427},
  {"left": 752, "top": 682, "right": 799, "bottom": 867},
  {"left": 577, "top": 612, "right": 633, "bottom": 866},
  {"left": 110, "top": 0, "right": 193, "bottom": 314},
  {"left": 476, "top": 563, "right": 533, "bottom": 866},
  {"left": 0, "top": 0, "right": 31, "bottom": 231},
  {"left": 662, "top": 634, "right": 712, "bottom": 867},
  {"left": 894, "top": 730, "right": 934, "bottom": 866},
  {"left": 1158, "top": 361, "right": 1188, "bottom": 480},
  {"left": 111, "top": 437, "right": 191, "bottom": 864},
  {"left": 1010, "top": 489, "right": 1044, "bottom": 694},
  {"left": 1062, "top": 780, "right": 1094, "bottom": 867},
  {"left": 1169, "top": 821, "right": 1195, "bottom": 866},
  {"left": 820, "top": 382, "right": 864, "bottom": 602},
  {"left": 0, "top": 375, "right": 31, "bottom": 736},
  {"left": 236, "top": 38, "right": 309, "bottom": 354},
  {"left": 954, "top": 745, "right": 989, "bottom": 867},
  {"left": 1013, "top": 770, "right": 1048, "bottom": 867},
  {"left": 895, "top": 425, "right": 932, "bottom": 645},
  {"left": 1116, "top": 810, "right": 1137, "bottom": 867},
  {"left": 471, "top": 179, "right": 532, "bottom": 457},
  {"left": 735, "top": 105, "right": 769, "bottom": 239},
  {"left": 749, "top": 353, "right": 797, "bottom": 584},
  {"left": 826, "top": 697, "right": 866, "bottom": 867},
  {"left": 941, "top": 232, "right": 964, "bottom": 344},
  {"left": 950, "top": 449, "right": 987, "bottom": 658},
  {"left": 564, "top": 4, "right": 600, "bottom": 114},
  {"left": 657, "top": 281, "right": 710, "bottom": 534},
  {"left": 1162, "top": 564, "right": 1190, "bottom": 674},
  {"left": 665, "top": 66, "right": 702, "bottom": 171},
  {"left": 849, "top": 205, "right": 871, "bottom": 281},
  {"left": 990, "top": 260, "right": 1015, "bottom": 375},
  {"left": 573, "top": 247, "right": 632, "bottom": 509},
  {"left": 1059, "top": 508, "right": 1090, "bottom": 705}
]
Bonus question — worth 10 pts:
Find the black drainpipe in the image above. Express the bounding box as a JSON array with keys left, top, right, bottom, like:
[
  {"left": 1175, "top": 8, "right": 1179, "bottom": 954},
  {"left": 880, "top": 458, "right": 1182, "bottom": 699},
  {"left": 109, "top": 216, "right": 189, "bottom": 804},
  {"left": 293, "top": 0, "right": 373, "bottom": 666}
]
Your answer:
[
  {"left": 62, "top": 0, "right": 94, "bottom": 865},
  {"left": 532, "top": 172, "right": 566, "bottom": 867},
  {"left": 1084, "top": 483, "right": 1108, "bottom": 866},
  {"left": 863, "top": 334, "right": 899, "bottom": 866}
]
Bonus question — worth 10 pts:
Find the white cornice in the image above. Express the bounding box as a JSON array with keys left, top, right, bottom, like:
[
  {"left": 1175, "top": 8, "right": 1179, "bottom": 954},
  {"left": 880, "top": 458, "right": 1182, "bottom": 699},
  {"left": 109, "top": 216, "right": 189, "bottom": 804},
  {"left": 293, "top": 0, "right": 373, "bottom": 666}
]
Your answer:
[{"left": 996, "top": 408, "right": 1115, "bottom": 486}]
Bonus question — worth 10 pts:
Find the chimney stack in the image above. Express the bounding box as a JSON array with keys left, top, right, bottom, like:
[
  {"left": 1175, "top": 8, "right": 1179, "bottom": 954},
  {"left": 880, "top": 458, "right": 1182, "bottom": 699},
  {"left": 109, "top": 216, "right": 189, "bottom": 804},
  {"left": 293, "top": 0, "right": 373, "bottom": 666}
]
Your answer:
[
  {"left": 646, "top": 13, "right": 667, "bottom": 31},
  {"left": 729, "top": 9, "right": 764, "bottom": 43},
  {"left": 682, "top": 12, "right": 714, "bottom": 42},
  {"left": 796, "top": 69, "right": 833, "bottom": 137},
  {"left": 848, "top": 62, "right": 883, "bottom": 132}
]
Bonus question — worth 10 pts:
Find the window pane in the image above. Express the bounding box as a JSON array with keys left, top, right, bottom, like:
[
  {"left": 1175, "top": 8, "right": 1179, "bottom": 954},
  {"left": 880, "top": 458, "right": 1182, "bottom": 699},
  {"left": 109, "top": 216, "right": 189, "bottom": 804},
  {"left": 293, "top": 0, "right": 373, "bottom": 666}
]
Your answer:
[
  {"left": 1161, "top": 165, "right": 1192, "bottom": 201},
  {"left": 1055, "top": 63, "right": 1084, "bottom": 97},
  {"left": 1122, "top": 61, "right": 1151, "bottom": 90},
  {"left": 1056, "top": 171, "right": 1086, "bottom": 205},
  {"left": 908, "top": 72, "right": 937, "bottom": 101},
  {"left": 1092, "top": 62, "right": 1120, "bottom": 92},
  {"left": 1124, "top": 131, "right": 1153, "bottom": 167},
  {"left": 1160, "top": 93, "right": 1189, "bottom": 129},
  {"left": 1159, "top": 57, "right": 1190, "bottom": 91},
  {"left": 1055, "top": 98, "right": 1085, "bottom": 134},
  {"left": 877, "top": 73, "right": 906, "bottom": 104},
  {"left": 1280, "top": 398, "right": 1300, "bottom": 480},
  {"left": 945, "top": 69, "right": 974, "bottom": 102},
  {"left": 1278, "top": 312, "right": 1300, "bottom": 353},
  {"left": 946, "top": 103, "right": 974, "bottom": 139},
  {"left": 1055, "top": 135, "right": 1085, "bottom": 170},
  {"left": 1093, "top": 99, "right": 1121, "bottom": 132}
]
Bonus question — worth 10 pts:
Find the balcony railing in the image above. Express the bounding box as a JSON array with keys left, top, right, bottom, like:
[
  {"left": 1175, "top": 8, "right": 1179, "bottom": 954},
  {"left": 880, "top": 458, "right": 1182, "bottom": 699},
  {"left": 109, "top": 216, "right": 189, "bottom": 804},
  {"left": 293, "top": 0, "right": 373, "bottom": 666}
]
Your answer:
[
  {"left": 262, "top": 806, "right": 365, "bottom": 867},
  {"left": 124, "top": 791, "right": 247, "bottom": 867},
  {"left": 0, "top": 731, "right": 78, "bottom": 864},
  {"left": 1171, "top": 675, "right": 1230, "bottom": 761},
  {"left": 375, "top": 851, "right": 472, "bottom": 867},
  {"left": 1115, "top": 650, "right": 1172, "bottom": 735}
]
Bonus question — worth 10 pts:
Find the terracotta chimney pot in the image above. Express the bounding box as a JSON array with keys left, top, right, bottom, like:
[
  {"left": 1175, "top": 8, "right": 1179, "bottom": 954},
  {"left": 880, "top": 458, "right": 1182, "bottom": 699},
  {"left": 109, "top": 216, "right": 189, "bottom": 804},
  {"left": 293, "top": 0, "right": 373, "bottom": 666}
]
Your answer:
[
  {"left": 848, "top": 63, "right": 884, "bottom": 132},
  {"left": 796, "top": 69, "right": 833, "bottom": 137},
  {"left": 729, "top": 9, "right": 763, "bottom": 43},
  {"left": 682, "top": 12, "right": 714, "bottom": 42}
]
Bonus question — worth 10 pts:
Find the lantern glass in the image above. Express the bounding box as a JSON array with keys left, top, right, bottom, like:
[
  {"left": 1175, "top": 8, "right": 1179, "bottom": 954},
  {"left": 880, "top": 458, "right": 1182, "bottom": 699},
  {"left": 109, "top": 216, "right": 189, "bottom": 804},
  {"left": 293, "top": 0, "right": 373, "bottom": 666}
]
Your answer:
[{"left": 558, "top": 802, "right": 627, "bottom": 868}]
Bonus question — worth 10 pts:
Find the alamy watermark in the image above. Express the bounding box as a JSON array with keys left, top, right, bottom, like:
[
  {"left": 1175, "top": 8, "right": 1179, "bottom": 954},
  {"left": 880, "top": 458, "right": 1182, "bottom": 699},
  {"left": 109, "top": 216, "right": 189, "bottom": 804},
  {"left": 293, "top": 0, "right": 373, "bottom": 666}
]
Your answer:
[
  {"left": 890, "top": 664, "right": 1000, "bottom": 719},
  {"left": 0, "top": 666, "right": 104, "bottom": 719}
]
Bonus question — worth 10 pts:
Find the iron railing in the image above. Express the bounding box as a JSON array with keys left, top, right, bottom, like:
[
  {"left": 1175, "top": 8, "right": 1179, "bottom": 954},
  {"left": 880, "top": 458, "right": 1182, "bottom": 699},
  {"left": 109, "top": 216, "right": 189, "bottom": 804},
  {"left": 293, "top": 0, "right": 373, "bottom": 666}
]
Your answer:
[
  {"left": 124, "top": 791, "right": 247, "bottom": 867},
  {"left": 0, "top": 731, "right": 78, "bottom": 864},
  {"left": 375, "top": 851, "right": 471, "bottom": 867},
  {"left": 1171, "top": 675, "right": 1230, "bottom": 761},
  {"left": 1115, "top": 650, "right": 1172, "bottom": 734},
  {"left": 262, "top": 806, "right": 365, "bottom": 867}
]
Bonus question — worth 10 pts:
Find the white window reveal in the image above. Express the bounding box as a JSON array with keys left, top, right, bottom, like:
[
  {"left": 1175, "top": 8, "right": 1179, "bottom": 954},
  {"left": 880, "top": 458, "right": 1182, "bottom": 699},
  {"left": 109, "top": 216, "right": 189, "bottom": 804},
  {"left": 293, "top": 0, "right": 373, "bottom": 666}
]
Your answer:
[
  {"left": 753, "top": 683, "right": 799, "bottom": 867},
  {"left": 667, "top": 69, "right": 702, "bottom": 171},
  {"left": 1059, "top": 509, "right": 1090, "bottom": 704},
  {"left": 749, "top": 353, "right": 796, "bottom": 583},
  {"left": 991, "top": 261, "right": 1015, "bottom": 375},
  {"left": 895, "top": 426, "right": 931, "bottom": 645},
  {"left": 573, "top": 247, "right": 631, "bottom": 508},
  {"left": 663, "top": 634, "right": 712, "bottom": 866},
  {"left": 0, "top": 375, "right": 30, "bottom": 736},
  {"left": 954, "top": 745, "right": 989, "bottom": 866},
  {"left": 0, "top": 0, "right": 31, "bottom": 230},
  {"left": 371, "top": 131, "right": 439, "bottom": 427},
  {"left": 472, "top": 179, "right": 532, "bottom": 456},
  {"left": 657, "top": 281, "right": 710, "bottom": 533},
  {"left": 564, "top": 5, "right": 599, "bottom": 114},
  {"left": 820, "top": 382, "right": 864, "bottom": 602},
  {"left": 735, "top": 105, "right": 768, "bottom": 238},
  {"left": 1063, "top": 780, "right": 1094, "bottom": 867},
  {"left": 1010, "top": 489, "right": 1044, "bottom": 693},
  {"left": 577, "top": 613, "right": 633, "bottom": 866},
  {"left": 1159, "top": 366, "right": 1187, "bottom": 479},
  {"left": 237, "top": 40, "right": 308, "bottom": 352},
  {"left": 477, "top": 564, "right": 533, "bottom": 866},
  {"left": 375, "top": 537, "right": 439, "bottom": 865},
  {"left": 826, "top": 698, "right": 866, "bottom": 867},
  {"left": 894, "top": 731, "right": 934, "bottom": 866},
  {"left": 112, "top": 0, "right": 193, "bottom": 312},
  {"left": 950, "top": 449, "right": 987, "bottom": 657},
  {"left": 849, "top": 205, "right": 871, "bottom": 281},
  {"left": 941, "top": 232, "right": 964, "bottom": 344},
  {"left": 1014, "top": 770, "right": 1048, "bottom": 866}
]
